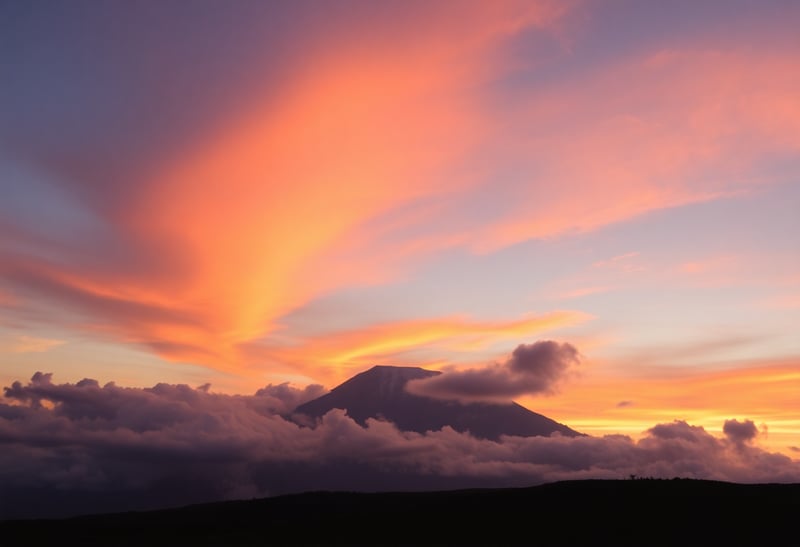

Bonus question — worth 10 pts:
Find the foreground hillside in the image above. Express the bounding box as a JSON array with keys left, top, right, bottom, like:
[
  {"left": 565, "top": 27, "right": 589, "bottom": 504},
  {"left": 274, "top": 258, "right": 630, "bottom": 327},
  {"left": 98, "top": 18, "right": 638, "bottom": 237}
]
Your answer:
[{"left": 2, "top": 479, "right": 798, "bottom": 545}]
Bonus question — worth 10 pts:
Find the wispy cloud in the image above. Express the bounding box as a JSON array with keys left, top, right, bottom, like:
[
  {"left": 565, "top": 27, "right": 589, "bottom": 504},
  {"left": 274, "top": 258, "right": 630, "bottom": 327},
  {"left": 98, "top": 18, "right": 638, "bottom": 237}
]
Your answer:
[
  {"left": 592, "top": 252, "right": 642, "bottom": 270},
  {"left": 0, "top": 2, "right": 572, "bottom": 373},
  {"left": 465, "top": 47, "right": 800, "bottom": 252},
  {"left": 253, "top": 312, "right": 590, "bottom": 382},
  {"left": 555, "top": 286, "right": 613, "bottom": 300},
  {"left": 7, "top": 335, "right": 65, "bottom": 354},
  {"left": 525, "top": 358, "right": 800, "bottom": 456},
  {"left": 1, "top": 2, "right": 798, "bottom": 383}
]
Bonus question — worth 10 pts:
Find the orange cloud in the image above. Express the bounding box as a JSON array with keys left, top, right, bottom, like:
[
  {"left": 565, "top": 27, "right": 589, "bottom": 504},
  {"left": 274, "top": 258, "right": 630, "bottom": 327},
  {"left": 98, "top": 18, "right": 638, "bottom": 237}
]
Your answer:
[
  {"left": 0, "top": 289, "right": 15, "bottom": 306},
  {"left": 760, "top": 295, "right": 800, "bottom": 310},
  {"left": 3, "top": 4, "right": 798, "bottom": 384},
  {"left": 551, "top": 286, "right": 613, "bottom": 300},
  {"left": 137, "top": 65, "right": 481, "bottom": 365},
  {"left": 592, "top": 252, "right": 642, "bottom": 270},
  {"left": 526, "top": 358, "right": 800, "bottom": 456},
  {"left": 681, "top": 258, "right": 729, "bottom": 275},
  {"left": 468, "top": 48, "right": 800, "bottom": 251},
  {"left": 1, "top": 2, "right": 567, "bottom": 372},
  {"left": 536, "top": 252, "right": 646, "bottom": 302},
  {"left": 253, "top": 311, "right": 590, "bottom": 384},
  {"left": 6, "top": 335, "right": 65, "bottom": 354}
]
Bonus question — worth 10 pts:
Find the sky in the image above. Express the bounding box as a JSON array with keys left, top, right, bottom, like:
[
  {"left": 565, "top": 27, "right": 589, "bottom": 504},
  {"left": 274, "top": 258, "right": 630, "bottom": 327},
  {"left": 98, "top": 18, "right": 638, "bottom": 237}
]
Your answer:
[{"left": 1, "top": 0, "right": 799, "bottom": 515}]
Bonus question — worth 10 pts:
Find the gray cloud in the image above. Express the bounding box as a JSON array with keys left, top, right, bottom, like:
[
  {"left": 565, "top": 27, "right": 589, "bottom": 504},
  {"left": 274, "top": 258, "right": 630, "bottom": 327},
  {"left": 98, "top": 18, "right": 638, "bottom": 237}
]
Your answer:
[
  {"left": 406, "top": 341, "right": 580, "bottom": 403},
  {"left": 1, "top": 373, "right": 799, "bottom": 520},
  {"left": 723, "top": 419, "right": 759, "bottom": 445},
  {"left": 254, "top": 382, "right": 327, "bottom": 415}
]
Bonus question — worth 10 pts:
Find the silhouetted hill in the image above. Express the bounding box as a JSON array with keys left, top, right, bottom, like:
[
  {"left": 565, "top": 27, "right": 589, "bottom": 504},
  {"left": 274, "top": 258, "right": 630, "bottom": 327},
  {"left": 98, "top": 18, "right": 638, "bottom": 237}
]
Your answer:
[
  {"left": 295, "top": 365, "right": 580, "bottom": 439},
  {"left": 2, "top": 479, "right": 798, "bottom": 545}
]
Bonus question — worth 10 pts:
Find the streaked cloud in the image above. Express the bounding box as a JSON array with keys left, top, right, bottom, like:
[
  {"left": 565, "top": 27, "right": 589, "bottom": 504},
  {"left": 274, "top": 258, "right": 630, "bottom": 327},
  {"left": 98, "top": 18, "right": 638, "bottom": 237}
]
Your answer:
[
  {"left": 526, "top": 358, "right": 800, "bottom": 456},
  {"left": 0, "top": 1, "right": 574, "bottom": 372},
  {"left": 458, "top": 35, "right": 800, "bottom": 250},
  {"left": 254, "top": 312, "right": 590, "bottom": 383},
  {"left": 6, "top": 335, "right": 65, "bottom": 354}
]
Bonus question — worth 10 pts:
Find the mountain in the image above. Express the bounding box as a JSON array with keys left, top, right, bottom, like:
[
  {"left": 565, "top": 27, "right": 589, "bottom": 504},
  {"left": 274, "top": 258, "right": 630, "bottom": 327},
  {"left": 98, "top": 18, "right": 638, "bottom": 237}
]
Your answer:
[{"left": 294, "top": 365, "right": 581, "bottom": 439}]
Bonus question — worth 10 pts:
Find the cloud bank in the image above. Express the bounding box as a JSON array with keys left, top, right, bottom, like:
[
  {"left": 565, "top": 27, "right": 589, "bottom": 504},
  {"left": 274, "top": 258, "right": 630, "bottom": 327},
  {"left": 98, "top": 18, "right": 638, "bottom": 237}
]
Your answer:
[
  {"left": 406, "top": 341, "right": 580, "bottom": 403},
  {"left": 2, "top": 373, "right": 799, "bottom": 519}
]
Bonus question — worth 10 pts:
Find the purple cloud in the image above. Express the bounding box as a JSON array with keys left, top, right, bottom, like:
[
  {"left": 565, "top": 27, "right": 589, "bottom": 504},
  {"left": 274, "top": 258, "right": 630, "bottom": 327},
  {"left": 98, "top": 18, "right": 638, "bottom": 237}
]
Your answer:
[
  {"left": 1, "top": 373, "right": 799, "bottom": 520},
  {"left": 255, "top": 382, "right": 326, "bottom": 415},
  {"left": 406, "top": 341, "right": 580, "bottom": 403},
  {"left": 723, "top": 419, "right": 759, "bottom": 445}
]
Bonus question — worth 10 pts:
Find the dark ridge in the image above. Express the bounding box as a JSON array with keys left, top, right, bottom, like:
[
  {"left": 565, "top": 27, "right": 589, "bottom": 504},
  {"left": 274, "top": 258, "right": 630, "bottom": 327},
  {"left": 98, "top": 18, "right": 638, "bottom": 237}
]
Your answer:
[
  {"left": 294, "top": 364, "right": 581, "bottom": 439},
  {"left": 2, "top": 479, "right": 798, "bottom": 545}
]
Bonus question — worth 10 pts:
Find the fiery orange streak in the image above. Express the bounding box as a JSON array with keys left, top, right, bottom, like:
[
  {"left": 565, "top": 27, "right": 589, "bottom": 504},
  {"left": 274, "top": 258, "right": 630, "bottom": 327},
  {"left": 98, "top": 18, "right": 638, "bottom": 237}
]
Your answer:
[{"left": 524, "top": 359, "right": 800, "bottom": 456}]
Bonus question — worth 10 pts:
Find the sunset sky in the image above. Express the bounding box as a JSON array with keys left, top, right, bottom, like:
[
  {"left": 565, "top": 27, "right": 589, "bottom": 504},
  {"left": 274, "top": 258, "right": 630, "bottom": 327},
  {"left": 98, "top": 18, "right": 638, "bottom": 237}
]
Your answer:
[{"left": 1, "top": 0, "right": 799, "bottom": 499}]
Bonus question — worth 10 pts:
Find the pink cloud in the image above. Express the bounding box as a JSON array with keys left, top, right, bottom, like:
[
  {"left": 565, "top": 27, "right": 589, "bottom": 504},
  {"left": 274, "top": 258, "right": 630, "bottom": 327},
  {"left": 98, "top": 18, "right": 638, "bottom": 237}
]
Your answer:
[
  {"left": 0, "top": 2, "right": 572, "bottom": 374},
  {"left": 1, "top": 4, "right": 798, "bottom": 382},
  {"left": 465, "top": 48, "right": 800, "bottom": 252}
]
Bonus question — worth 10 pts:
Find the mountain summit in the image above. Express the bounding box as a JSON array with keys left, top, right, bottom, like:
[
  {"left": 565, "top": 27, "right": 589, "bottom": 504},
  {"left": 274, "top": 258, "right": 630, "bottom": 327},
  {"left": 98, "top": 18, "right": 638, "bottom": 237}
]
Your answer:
[{"left": 295, "top": 365, "right": 580, "bottom": 439}]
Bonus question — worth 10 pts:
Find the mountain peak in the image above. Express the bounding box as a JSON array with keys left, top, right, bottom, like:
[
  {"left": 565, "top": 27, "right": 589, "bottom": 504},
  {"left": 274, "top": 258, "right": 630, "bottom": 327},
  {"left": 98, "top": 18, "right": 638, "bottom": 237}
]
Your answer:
[
  {"left": 311, "top": 365, "right": 439, "bottom": 405},
  {"left": 362, "top": 364, "right": 440, "bottom": 377},
  {"left": 357, "top": 364, "right": 440, "bottom": 390},
  {"left": 295, "top": 365, "right": 581, "bottom": 440}
]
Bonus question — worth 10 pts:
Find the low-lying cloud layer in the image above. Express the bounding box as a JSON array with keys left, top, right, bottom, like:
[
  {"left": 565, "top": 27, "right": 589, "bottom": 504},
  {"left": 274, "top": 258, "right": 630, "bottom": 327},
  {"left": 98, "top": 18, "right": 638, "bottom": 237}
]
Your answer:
[
  {"left": 2, "top": 373, "right": 799, "bottom": 519},
  {"left": 406, "top": 341, "right": 580, "bottom": 403}
]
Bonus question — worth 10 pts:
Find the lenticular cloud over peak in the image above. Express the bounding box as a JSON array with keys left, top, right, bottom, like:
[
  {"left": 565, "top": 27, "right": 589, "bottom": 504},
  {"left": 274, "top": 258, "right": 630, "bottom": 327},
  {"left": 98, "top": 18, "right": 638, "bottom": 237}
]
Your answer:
[
  {"left": 406, "top": 341, "right": 581, "bottom": 403},
  {"left": 1, "top": 370, "right": 799, "bottom": 519}
]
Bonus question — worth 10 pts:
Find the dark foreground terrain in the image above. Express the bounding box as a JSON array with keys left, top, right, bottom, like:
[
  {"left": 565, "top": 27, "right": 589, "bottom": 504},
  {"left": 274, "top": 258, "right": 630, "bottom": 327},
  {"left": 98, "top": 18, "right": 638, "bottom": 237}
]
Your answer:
[{"left": 2, "top": 479, "right": 798, "bottom": 545}]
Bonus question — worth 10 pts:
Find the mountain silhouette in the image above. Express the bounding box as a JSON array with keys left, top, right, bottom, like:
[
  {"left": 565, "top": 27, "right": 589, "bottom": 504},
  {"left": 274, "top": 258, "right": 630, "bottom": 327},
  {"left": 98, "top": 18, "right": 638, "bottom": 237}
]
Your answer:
[{"left": 294, "top": 365, "right": 580, "bottom": 439}]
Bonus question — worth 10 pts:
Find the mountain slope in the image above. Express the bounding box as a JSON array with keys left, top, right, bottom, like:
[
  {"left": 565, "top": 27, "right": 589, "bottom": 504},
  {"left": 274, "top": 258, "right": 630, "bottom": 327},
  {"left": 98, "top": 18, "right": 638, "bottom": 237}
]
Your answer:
[{"left": 294, "top": 365, "right": 580, "bottom": 439}]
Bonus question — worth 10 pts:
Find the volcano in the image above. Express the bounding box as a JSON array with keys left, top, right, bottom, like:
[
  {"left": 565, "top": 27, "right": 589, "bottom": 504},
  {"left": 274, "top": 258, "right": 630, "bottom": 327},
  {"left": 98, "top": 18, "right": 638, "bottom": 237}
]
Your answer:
[{"left": 294, "top": 365, "right": 580, "bottom": 439}]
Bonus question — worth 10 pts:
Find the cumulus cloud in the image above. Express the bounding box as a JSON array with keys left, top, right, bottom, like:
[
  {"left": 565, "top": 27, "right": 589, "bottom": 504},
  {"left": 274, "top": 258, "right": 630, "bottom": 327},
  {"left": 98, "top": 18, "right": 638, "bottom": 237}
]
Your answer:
[
  {"left": 254, "top": 382, "right": 327, "bottom": 415},
  {"left": 406, "top": 341, "right": 580, "bottom": 403},
  {"left": 723, "top": 419, "right": 759, "bottom": 445},
  {"left": 1, "top": 373, "right": 799, "bottom": 520}
]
